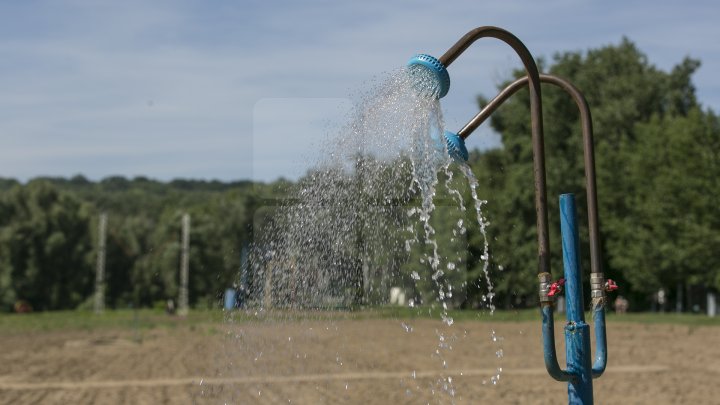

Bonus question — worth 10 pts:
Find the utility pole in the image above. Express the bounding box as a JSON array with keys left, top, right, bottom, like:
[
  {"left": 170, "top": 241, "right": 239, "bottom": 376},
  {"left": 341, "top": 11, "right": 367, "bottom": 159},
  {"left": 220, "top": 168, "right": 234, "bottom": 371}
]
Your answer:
[
  {"left": 263, "top": 254, "right": 273, "bottom": 309},
  {"left": 94, "top": 213, "right": 107, "bottom": 314},
  {"left": 178, "top": 213, "right": 190, "bottom": 316}
]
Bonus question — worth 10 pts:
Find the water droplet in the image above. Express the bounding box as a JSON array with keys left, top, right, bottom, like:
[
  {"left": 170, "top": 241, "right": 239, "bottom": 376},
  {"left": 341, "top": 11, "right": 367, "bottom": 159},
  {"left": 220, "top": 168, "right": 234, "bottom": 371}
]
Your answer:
[{"left": 233, "top": 65, "right": 502, "bottom": 401}]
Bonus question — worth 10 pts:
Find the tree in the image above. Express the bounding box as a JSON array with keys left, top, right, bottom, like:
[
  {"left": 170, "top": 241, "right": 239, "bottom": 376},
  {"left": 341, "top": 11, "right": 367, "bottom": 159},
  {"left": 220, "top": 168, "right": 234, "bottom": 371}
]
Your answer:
[
  {"left": 0, "top": 181, "right": 93, "bottom": 310},
  {"left": 609, "top": 109, "right": 720, "bottom": 295},
  {"left": 470, "top": 38, "right": 715, "bottom": 308}
]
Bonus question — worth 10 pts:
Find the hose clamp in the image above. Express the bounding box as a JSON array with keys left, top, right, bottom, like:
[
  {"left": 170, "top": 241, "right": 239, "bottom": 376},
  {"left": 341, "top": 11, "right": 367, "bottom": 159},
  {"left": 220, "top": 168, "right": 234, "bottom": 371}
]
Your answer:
[
  {"left": 590, "top": 273, "right": 606, "bottom": 299},
  {"left": 539, "top": 272, "right": 553, "bottom": 304}
]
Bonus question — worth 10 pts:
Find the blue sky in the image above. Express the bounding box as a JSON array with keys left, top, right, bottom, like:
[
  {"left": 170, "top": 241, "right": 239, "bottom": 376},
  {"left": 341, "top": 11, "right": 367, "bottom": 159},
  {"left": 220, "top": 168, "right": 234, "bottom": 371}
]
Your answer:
[{"left": 1, "top": 0, "right": 719, "bottom": 183}]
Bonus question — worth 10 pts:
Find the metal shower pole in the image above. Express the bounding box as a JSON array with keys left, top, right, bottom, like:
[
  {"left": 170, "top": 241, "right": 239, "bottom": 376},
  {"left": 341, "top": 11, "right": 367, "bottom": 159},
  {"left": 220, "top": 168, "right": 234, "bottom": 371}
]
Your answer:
[{"left": 411, "top": 26, "right": 616, "bottom": 404}]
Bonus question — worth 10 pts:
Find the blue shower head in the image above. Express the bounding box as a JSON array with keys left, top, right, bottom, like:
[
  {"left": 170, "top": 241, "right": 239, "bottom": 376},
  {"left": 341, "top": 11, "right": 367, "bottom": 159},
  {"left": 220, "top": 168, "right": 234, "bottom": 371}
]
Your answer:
[
  {"left": 407, "top": 54, "right": 450, "bottom": 99},
  {"left": 444, "top": 131, "right": 468, "bottom": 162}
]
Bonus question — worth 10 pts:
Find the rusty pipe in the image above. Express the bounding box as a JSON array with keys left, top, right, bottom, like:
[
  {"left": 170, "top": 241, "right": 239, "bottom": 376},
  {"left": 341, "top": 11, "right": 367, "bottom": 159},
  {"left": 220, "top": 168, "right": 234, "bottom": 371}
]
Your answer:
[{"left": 439, "top": 26, "right": 551, "bottom": 289}]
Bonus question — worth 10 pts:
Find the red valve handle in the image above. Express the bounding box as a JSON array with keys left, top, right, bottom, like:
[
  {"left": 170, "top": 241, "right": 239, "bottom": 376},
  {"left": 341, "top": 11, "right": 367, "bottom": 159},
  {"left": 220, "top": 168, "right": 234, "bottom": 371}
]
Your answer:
[{"left": 548, "top": 278, "right": 566, "bottom": 297}]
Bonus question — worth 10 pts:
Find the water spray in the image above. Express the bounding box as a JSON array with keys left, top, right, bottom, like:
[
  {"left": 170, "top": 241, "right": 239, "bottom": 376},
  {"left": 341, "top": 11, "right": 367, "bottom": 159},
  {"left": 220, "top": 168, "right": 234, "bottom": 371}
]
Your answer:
[{"left": 407, "top": 26, "right": 613, "bottom": 404}]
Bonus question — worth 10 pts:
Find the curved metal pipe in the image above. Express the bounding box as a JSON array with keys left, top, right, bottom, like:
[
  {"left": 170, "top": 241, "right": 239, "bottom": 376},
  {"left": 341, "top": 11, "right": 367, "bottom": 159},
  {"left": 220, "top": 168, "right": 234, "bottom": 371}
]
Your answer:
[
  {"left": 440, "top": 26, "right": 551, "bottom": 283},
  {"left": 458, "top": 74, "right": 601, "bottom": 281},
  {"left": 542, "top": 304, "right": 575, "bottom": 382},
  {"left": 591, "top": 306, "right": 607, "bottom": 378},
  {"left": 460, "top": 74, "right": 609, "bottom": 380}
]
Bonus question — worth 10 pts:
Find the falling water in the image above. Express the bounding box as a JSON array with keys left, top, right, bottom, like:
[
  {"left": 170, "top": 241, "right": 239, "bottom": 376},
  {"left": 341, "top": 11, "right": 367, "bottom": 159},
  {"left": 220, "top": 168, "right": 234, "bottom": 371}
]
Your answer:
[
  {"left": 247, "top": 66, "right": 448, "bottom": 311},
  {"left": 457, "top": 163, "right": 504, "bottom": 387},
  {"left": 226, "top": 66, "right": 502, "bottom": 403},
  {"left": 458, "top": 164, "right": 494, "bottom": 314}
]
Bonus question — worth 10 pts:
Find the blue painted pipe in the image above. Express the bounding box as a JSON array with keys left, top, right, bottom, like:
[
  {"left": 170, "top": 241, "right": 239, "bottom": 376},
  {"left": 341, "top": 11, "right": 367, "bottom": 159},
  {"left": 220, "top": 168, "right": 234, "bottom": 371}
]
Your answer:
[
  {"left": 591, "top": 306, "right": 607, "bottom": 378},
  {"left": 542, "top": 304, "right": 573, "bottom": 382},
  {"left": 560, "top": 194, "right": 594, "bottom": 404}
]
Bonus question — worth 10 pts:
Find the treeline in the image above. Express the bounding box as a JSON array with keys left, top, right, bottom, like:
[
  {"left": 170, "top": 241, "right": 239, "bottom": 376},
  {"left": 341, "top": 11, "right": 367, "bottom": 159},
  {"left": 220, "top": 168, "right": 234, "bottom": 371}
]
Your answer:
[
  {"left": 469, "top": 38, "right": 720, "bottom": 310},
  {"left": 1, "top": 39, "right": 718, "bottom": 312},
  {"left": 0, "top": 176, "right": 291, "bottom": 311}
]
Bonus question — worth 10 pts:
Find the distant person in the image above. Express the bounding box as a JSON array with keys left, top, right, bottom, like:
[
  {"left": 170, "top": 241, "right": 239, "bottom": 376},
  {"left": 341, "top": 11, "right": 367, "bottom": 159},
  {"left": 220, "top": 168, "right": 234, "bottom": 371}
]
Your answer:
[{"left": 614, "top": 296, "right": 629, "bottom": 314}]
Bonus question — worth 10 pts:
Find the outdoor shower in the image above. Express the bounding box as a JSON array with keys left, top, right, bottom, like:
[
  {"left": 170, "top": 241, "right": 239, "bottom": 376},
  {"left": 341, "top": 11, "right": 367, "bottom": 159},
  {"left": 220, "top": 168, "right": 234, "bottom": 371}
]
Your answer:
[{"left": 407, "top": 26, "right": 615, "bottom": 404}]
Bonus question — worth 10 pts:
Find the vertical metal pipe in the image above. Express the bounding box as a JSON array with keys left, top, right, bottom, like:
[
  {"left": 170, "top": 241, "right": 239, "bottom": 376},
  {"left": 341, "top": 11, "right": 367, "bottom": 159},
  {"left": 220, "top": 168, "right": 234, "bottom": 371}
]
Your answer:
[
  {"left": 457, "top": 74, "right": 610, "bottom": 377},
  {"left": 457, "top": 74, "right": 602, "bottom": 279},
  {"left": 94, "top": 213, "right": 107, "bottom": 314},
  {"left": 591, "top": 306, "right": 607, "bottom": 378},
  {"left": 440, "top": 26, "right": 551, "bottom": 280},
  {"left": 179, "top": 213, "right": 190, "bottom": 316},
  {"left": 560, "top": 194, "right": 593, "bottom": 404},
  {"left": 562, "top": 194, "right": 585, "bottom": 324}
]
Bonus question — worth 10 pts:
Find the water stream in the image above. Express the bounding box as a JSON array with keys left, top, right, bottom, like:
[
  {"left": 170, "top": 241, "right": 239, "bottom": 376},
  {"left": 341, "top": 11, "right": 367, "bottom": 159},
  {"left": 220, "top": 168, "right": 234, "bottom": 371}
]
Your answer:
[{"left": 229, "top": 66, "right": 503, "bottom": 403}]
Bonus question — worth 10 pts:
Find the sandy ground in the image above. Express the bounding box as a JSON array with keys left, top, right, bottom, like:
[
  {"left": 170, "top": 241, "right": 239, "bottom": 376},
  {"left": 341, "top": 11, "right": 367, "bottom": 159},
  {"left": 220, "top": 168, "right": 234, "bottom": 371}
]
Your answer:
[{"left": 1, "top": 314, "right": 719, "bottom": 404}]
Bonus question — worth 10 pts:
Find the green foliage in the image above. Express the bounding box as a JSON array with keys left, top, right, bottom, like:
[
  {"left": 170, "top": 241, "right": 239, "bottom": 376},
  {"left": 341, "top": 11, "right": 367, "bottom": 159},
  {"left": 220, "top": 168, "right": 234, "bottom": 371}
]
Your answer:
[
  {"left": 610, "top": 109, "right": 720, "bottom": 293},
  {"left": 0, "top": 177, "right": 285, "bottom": 312},
  {"left": 1, "top": 40, "right": 717, "bottom": 313},
  {"left": 470, "top": 38, "right": 719, "bottom": 308},
  {"left": 0, "top": 181, "right": 94, "bottom": 310}
]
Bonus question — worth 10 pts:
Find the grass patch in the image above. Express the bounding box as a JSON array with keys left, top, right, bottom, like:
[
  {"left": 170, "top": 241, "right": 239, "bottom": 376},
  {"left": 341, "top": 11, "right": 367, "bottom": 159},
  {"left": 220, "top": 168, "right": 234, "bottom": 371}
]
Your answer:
[
  {"left": 604, "top": 311, "right": 720, "bottom": 326},
  {"left": 0, "top": 308, "right": 224, "bottom": 333},
  {"left": 355, "top": 306, "right": 541, "bottom": 322},
  {"left": 1, "top": 307, "right": 717, "bottom": 333}
]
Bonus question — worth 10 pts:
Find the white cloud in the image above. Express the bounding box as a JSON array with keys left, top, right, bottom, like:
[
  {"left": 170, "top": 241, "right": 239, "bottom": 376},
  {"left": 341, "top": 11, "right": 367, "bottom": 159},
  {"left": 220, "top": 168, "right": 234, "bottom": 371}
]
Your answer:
[{"left": 0, "top": 0, "right": 718, "bottom": 181}]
